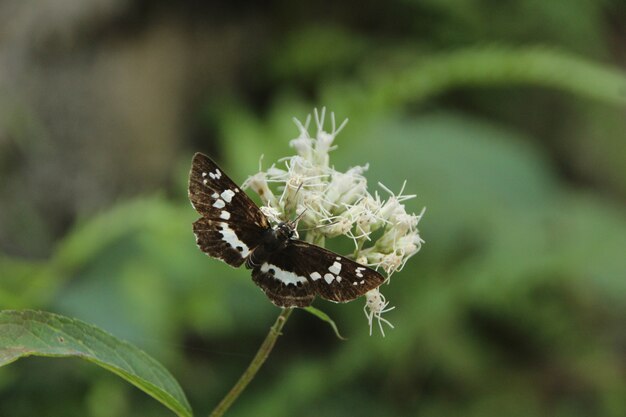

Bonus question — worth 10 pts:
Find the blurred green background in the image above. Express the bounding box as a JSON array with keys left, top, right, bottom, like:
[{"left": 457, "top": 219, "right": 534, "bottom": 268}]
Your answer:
[{"left": 1, "top": 1, "right": 625, "bottom": 416}]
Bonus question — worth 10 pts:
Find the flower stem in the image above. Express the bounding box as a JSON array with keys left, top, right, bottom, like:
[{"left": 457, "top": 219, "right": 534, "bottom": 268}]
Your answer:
[{"left": 208, "top": 307, "right": 294, "bottom": 417}]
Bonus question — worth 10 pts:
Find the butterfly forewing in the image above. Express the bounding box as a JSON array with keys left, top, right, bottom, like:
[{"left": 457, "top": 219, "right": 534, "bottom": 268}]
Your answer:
[
  {"left": 189, "top": 153, "right": 270, "bottom": 227},
  {"left": 251, "top": 241, "right": 385, "bottom": 307},
  {"left": 189, "top": 153, "right": 270, "bottom": 267}
]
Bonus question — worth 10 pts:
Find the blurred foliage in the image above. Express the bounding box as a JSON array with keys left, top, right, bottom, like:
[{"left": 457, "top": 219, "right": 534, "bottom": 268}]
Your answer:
[
  {"left": 1, "top": 0, "right": 626, "bottom": 416},
  {"left": 0, "top": 310, "right": 192, "bottom": 417}
]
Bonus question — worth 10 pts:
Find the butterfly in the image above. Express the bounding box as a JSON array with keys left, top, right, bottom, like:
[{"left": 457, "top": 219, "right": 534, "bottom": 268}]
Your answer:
[{"left": 188, "top": 152, "right": 385, "bottom": 307}]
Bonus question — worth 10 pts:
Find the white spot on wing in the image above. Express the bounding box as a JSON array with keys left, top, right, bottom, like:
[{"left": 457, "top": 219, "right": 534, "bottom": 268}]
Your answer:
[
  {"left": 220, "top": 211, "right": 231, "bottom": 220},
  {"left": 219, "top": 222, "right": 249, "bottom": 257},
  {"left": 215, "top": 169, "right": 222, "bottom": 179},
  {"left": 261, "top": 263, "right": 307, "bottom": 286},
  {"left": 336, "top": 276, "right": 342, "bottom": 283},
  {"left": 213, "top": 199, "right": 226, "bottom": 208},
  {"left": 202, "top": 172, "right": 207, "bottom": 177},
  {"left": 328, "top": 261, "right": 342, "bottom": 275},
  {"left": 212, "top": 192, "right": 219, "bottom": 199},
  {"left": 336, "top": 257, "right": 341, "bottom": 261},
  {"left": 310, "top": 272, "right": 322, "bottom": 281},
  {"left": 221, "top": 189, "right": 235, "bottom": 203},
  {"left": 324, "top": 273, "right": 335, "bottom": 284}
]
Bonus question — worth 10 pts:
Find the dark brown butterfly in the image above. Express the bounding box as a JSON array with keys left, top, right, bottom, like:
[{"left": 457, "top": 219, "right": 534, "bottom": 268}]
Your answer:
[{"left": 188, "top": 153, "right": 384, "bottom": 307}]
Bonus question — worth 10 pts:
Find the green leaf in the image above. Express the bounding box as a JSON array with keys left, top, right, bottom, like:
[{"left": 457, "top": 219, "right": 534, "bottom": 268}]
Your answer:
[
  {"left": 323, "top": 46, "right": 626, "bottom": 119},
  {"left": 302, "top": 306, "right": 346, "bottom": 340},
  {"left": 0, "top": 310, "right": 192, "bottom": 417}
]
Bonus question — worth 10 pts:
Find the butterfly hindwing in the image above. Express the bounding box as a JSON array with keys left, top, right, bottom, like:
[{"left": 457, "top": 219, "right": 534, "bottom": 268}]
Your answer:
[
  {"left": 189, "top": 153, "right": 270, "bottom": 267},
  {"left": 251, "top": 240, "right": 385, "bottom": 307},
  {"left": 251, "top": 263, "right": 316, "bottom": 307},
  {"left": 193, "top": 217, "right": 267, "bottom": 267}
]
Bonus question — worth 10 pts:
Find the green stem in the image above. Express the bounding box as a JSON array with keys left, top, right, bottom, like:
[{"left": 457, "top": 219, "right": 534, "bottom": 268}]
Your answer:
[
  {"left": 209, "top": 308, "right": 293, "bottom": 417},
  {"left": 209, "top": 223, "right": 322, "bottom": 416}
]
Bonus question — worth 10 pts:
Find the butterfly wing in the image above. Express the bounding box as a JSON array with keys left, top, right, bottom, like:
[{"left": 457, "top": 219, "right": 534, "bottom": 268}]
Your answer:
[
  {"left": 252, "top": 240, "right": 385, "bottom": 307},
  {"left": 192, "top": 217, "right": 267, "bottom": 268},
  {"left": 189, "top": 152, "right": 270, "bottom": 267}
]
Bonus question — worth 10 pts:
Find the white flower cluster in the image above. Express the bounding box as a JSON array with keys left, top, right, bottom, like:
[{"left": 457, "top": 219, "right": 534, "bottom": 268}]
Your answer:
[{"left": 243, "top": 108, "right": 425, "bottom": 335}]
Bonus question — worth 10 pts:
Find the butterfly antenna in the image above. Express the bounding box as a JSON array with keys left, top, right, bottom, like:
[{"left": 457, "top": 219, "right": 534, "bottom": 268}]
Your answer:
[
  {"left": 290, "top": 208, "right": 308, "bottom": 228},
  {"left": 294, "top": 182, "right": 304, "bottom": 199},
  {"left": 284, "top": 182, "right": 304, "bottom": 215}
]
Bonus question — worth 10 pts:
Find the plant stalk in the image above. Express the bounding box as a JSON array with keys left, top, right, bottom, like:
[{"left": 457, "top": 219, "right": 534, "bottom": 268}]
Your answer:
[{"left": 208, "top": 307, "right": 293, "bottom": 417}]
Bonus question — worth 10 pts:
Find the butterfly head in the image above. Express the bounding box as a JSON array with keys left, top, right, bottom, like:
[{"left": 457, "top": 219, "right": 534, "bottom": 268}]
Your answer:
[{"left": 275, "top": 222, "right": 297, "bottom": 241}]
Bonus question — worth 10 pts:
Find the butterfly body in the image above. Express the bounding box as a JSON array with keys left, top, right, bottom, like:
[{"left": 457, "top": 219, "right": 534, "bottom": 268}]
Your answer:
[
  {"left": 189, "top": 152, "right": 384, "bottom": 307},
  {"left": 245, "top": 222, "right": 295, "bottom": 269}
]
